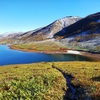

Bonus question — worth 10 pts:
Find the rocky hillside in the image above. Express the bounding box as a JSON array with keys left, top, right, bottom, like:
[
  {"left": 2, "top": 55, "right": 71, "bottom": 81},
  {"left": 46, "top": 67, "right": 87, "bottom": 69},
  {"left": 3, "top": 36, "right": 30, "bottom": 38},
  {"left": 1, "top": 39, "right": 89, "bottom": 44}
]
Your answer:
[
  {"left": 58, "top": 12, "right": 100, "bottom": 52},
  {"left": 0, "top": 16, "right": 81, "bottom": 43},
  {"left": 18, "top": 16, "right": 81, "bottom": 41},
  {"left": 0, "top": 32, "right": 23, "bottom": 39},
  {"left": 55, "top": 12, "right": 100, "bottom": 39},
  {"left": 0, "top": 32, "right": 24, "bottom": 44}
]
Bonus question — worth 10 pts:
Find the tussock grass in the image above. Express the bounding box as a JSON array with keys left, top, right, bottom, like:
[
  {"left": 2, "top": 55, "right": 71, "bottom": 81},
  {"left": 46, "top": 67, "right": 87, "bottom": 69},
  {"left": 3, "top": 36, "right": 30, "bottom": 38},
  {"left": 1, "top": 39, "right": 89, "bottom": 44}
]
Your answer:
[
  {"left": 54, "top": 62, "right": 100, "bottom": 99},
  {"left": 0, "top": 62, "right": 66, "bottom": 100},
  {"left": 0, "top": 62, "right": 100, "bottom": 99}
]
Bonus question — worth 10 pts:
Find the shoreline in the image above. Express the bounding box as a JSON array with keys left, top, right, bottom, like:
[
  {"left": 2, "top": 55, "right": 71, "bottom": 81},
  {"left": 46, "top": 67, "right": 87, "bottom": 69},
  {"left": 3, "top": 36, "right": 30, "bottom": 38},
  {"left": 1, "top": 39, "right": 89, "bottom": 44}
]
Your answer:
[
  {"left": 67, "top": 50, "right": 100, "bottom": 61},
  {"left": 9, "top": 46, "right": 100, "bottom": 61}
]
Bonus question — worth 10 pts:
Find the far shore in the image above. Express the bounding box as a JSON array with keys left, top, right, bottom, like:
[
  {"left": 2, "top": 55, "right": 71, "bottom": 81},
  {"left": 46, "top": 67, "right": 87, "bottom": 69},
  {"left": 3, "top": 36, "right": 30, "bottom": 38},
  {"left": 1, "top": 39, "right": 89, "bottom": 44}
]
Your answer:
[
  {"left": 67, "top": 50, "right": 100, "bottom": 61},
  {"left": 9, "top": 45, "right": 100, "bottom": 61}
]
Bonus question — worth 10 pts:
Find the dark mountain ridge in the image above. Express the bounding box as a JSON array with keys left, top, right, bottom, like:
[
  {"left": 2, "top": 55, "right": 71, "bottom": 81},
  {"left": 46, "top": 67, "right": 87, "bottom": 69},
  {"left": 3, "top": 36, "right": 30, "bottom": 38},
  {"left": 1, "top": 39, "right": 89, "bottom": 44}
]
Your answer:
[{"left": 54, "top": 12, "right": 100, "bottom": 39}]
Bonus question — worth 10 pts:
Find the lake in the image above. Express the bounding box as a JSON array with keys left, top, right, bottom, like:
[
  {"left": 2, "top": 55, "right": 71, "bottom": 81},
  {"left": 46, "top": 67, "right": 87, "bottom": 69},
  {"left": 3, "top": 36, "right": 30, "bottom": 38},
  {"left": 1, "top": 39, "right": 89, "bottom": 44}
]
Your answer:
[{"left": 0, "top": 45, "right": 92, "bottom": 66}]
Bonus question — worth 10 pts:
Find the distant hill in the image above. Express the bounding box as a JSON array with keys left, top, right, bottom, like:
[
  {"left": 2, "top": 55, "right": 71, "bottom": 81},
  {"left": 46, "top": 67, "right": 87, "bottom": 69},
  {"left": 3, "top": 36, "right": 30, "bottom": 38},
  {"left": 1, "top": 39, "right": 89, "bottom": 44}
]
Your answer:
[
  {"left": 0, "top": 32, "right": 24, "bottom": 44},
  {"left": 0, "top": 32, "right": 23, "bottom": 39}
]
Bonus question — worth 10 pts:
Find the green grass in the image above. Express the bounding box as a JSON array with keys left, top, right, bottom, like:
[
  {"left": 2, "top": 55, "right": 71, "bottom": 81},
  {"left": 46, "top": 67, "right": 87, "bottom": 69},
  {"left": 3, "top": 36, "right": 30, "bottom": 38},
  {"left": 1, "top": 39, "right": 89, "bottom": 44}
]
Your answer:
[
  {"left": 0, "top": 62, "right": 100, "bottom": 99},
  {"left": 10, "top": 41, "right": 67, "bottom": 52},
  {"left": 54, "top": 62, "right": 100, "bottom": 99},
  {"left": 0, "top": 62, "right": 66, "bottom": 100}
]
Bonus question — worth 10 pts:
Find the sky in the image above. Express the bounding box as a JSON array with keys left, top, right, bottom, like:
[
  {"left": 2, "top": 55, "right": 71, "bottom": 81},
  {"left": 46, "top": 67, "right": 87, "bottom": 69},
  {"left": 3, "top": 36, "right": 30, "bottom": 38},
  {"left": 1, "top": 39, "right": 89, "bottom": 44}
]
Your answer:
[{"left": 0, "top": 0, "right": 100, "bottom": 34}]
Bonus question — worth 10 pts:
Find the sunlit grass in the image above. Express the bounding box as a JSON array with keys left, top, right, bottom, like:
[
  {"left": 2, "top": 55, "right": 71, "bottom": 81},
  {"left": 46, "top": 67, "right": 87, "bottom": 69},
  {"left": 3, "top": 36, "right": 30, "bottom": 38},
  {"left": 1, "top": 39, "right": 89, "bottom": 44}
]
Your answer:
[
  {"left": 10, "top": 41, "right": 67, "bottom": 52},
  {"left": 0, "top": 62, "right": 100, "bottom": 99},
  {"left": 0, "top": 62, "right": 66, "bottom": 100},
  {"left": 54, "top": 62, "right": 100, "bottom": 99}
]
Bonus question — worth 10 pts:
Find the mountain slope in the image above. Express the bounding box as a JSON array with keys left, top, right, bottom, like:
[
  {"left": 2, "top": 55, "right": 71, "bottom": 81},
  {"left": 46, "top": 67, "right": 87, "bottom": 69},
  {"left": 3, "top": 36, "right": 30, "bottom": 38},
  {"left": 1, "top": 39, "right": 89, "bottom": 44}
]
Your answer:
[
  {"left": 0, "top": 16, "right": 82, "bottom": 43},
  {"left": 55, "top": 12, "right": 100, "bottom": 52},
  {"left": 0, "top": 32, "right": 24, "bottom": 44},
  {"left": 0, "top": 32, "right": 23, "bottom": 39},
  {"left": 16, "top": 16, "right": 82, "bottom": 42},
  {"left": 54, "top": 12, "right": 100, "bottom": 38}
]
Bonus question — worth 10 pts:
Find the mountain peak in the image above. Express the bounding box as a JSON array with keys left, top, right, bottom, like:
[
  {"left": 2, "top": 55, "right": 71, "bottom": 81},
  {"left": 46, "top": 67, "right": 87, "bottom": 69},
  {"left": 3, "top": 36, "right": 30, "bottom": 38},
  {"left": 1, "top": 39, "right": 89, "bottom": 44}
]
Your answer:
[
  {"left": 57, "top": 16, "right": 82, "bottom": 21},
  {"left": 0, "top": 16, "right": 82, "bottom": 42},
  {"left": 54, "top": 16, "right": 82, "bottom": 28}
]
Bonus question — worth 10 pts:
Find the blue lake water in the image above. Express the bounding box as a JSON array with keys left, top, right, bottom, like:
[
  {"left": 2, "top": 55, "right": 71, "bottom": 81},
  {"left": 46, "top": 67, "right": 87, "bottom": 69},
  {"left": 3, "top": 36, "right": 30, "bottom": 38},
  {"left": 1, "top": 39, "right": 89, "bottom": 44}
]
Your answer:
[{"left": 0, "top": 45, "right": 92, "bottom": 66}]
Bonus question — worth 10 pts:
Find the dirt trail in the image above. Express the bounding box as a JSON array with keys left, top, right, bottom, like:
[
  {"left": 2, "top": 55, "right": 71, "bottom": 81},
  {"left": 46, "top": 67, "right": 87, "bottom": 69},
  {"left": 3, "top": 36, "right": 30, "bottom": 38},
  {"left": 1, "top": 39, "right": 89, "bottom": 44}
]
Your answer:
[{"left": 52, "top": 64, "right": 91, "bottom": 100}]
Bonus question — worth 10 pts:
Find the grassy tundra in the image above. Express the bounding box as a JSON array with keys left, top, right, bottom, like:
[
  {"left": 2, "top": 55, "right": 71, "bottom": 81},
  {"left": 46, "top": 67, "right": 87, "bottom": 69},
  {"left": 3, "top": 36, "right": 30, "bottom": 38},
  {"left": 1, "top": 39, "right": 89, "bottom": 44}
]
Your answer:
[
  {"left": 0, "top": 62, "right": 100, "bottom": 99},
  {"left": 10, "top": 41, "right": 68, "bottom": 53}
]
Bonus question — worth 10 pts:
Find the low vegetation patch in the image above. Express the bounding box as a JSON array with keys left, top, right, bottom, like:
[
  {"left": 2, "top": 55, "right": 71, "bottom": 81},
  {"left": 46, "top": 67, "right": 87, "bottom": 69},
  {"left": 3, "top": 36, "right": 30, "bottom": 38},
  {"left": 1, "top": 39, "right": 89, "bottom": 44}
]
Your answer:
[
  {"left": 54, "top": 62, "right": 100, "bottom": 100},
  {"left": 0, "top": 63, "right": 66, "bottom": 100},
  {"left": 0, "top": 62, "right": 100, "bottom": 99},
  {"left": 10, "top": 41, "right": 67, "bottom": 52}
]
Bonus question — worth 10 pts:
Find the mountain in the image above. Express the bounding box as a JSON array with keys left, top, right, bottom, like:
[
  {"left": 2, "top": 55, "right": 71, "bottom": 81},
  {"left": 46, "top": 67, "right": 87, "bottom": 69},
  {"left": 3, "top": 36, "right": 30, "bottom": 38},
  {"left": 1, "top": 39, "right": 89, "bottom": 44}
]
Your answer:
[
  {"left": 0, "top": 32, "right": 23, "bottom": 39},
  {"left": 54, "top": 12, "right": 100, "bottom": 38},
  {"left": 0, "top": 32, "right": 24, "bottom": 44},
  {"left": 0, "top": 12, "right": 100, "bottom": 52},
  {"left": 57, "top": 12, "right": 100, "bottom": 52},
  {"left": 0, "top": 16, "right": 82, "bottom": 43}
]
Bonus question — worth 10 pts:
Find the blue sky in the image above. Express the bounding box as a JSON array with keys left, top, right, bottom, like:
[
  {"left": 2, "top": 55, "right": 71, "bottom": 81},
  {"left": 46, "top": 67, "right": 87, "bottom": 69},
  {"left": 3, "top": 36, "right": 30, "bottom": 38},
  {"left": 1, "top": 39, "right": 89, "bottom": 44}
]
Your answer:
[{"left": 0, "top": 0, "right": 100, "bottom": 34}]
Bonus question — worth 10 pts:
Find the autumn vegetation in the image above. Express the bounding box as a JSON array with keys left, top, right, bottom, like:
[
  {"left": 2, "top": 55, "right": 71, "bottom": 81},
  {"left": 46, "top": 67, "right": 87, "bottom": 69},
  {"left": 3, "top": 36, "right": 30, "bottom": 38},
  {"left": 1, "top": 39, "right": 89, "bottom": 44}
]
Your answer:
[
  {"left": 0, "top": 62, "right": 100, "bottom": 99},
  {"left": 10, "top": 41, "right": 68, "bottom": 53}
]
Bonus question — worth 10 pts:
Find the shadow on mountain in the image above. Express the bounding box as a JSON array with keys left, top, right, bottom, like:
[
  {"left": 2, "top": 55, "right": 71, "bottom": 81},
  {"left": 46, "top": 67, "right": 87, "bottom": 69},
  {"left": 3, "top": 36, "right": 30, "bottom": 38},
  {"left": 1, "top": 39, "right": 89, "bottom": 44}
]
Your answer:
[{"left": 54, "top": 12, "right": 100, "bottom": 39}]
